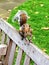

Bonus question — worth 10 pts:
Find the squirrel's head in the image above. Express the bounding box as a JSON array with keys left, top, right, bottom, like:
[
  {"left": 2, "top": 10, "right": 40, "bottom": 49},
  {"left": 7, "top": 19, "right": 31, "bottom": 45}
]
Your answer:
[{"left": 20, "top": 24, "right": 32, "bottom": 36}]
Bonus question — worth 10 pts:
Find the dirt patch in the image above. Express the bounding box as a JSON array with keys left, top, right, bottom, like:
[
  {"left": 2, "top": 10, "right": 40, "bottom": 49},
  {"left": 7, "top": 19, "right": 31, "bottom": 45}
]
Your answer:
[{"left": 0, "top": 0, "right": 25, "bottom": 20}]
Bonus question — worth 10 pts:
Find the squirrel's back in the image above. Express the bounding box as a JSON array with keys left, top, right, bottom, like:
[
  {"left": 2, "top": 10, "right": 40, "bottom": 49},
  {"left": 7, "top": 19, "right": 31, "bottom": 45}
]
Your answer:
[
  {"left": 12, "top": 10, "right": 29, "bottom": 26},
  {"left": 20, "top": 13, "right": 27, "bottom": 26}
]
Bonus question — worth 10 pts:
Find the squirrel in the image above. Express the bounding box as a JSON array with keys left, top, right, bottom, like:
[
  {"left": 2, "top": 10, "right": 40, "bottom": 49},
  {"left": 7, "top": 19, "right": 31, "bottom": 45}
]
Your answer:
[
  {"left": 19, "top": 24, "right": 32, "bottom": 43},
  {"left": 12, "top": 10, "right": 29, "bottom": 26},
  {"left": 12, "top": 10, "right": 32, "bottom": 43}
]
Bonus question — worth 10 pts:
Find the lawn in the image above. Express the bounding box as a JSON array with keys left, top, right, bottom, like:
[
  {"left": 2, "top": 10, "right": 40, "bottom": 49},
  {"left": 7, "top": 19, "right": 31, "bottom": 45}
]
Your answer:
[{"left": 8, "top": 0, "right": 49, "bottom": 64}]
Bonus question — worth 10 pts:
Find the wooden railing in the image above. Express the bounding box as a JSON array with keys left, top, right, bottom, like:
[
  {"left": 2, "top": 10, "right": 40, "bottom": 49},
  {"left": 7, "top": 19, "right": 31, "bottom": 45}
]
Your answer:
[{"left": 0, "top": 18, "right": 49, "bottom": 65}]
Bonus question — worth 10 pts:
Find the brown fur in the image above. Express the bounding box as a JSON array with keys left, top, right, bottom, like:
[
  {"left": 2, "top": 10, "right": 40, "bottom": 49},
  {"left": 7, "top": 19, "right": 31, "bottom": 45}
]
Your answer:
[
  {"left": 20, "top": 14, "right": 27, "bottom": 26},
  {"left": 19, "top": 13, "right": 32, "bottom": 43},
  {"left": 19, "top": 24, "right": 32, "bottom": 42}
]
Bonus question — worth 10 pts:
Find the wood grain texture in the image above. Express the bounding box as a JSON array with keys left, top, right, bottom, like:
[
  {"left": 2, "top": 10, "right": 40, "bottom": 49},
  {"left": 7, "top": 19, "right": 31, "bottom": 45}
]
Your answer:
[
  {"left": 0, "top": 61, "right": 2, "bottom": 65},
  {"left": 0, "top": 44, "right": 7, "bottom": 55},
  {"left": 4, "top": 39, "right": 12, "bottom": 65},
  {"left": 15, "top": 48, "right": 23, "bottom": 65},
  {"left": 8, "top": 42, "right": 16, "bottom": 65},
  {"left": 24, "top": 55, "right": 30, "bottom": 65},
  {"left": 0, "top": 18, "right": 49, "bottom": 65},
  {"left": 1, "top": 31, "right": 5, "bottom": 44},
  {"left": 34, "top": 63, "right": 37, "bottom": 65},
  {"left": 6, "top": 36, "right": 10, "bottom": 45},
  {"left": 0, "top": 29, "right": 1, "bottom": 33}
]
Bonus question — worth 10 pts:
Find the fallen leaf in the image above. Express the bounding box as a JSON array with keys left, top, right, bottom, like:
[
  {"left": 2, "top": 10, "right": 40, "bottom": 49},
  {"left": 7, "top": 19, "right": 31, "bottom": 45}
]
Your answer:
[
  {"left": 45, "top": 15, "right": 48, "bottom": 18},
  {"left": 40, "top": 4, "right": 44, "bottom": 7},
  {"left": 34, "top": 11, "right": 39, "bottom": 14},
  {"left": 42, "top": 48, "right": 47, "bottom": 52},
  {"left": 41, "top": 27, "right": 49, "bottom": 30},
  {"left": 8, "top": 9, "right": 11, "bottom": 12}
]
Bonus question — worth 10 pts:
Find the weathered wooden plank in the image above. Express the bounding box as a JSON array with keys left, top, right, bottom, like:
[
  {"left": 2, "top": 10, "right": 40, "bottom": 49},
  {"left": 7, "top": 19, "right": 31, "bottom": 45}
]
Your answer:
[
  {"left": 0, "top": 31, "right": 6, "bottom": 61},
  {"left": 0, "top": 61, "right": 2, "bottom": 65},
  {"left": 8, "top": 42, "right": 16, "bottom": 65},
  {"left": 6, "top": 36, "right": 10, "bottom": 45},
  {"left": 0, "top": 55, "right": 1, "bottom": 61},
  {"left": 0, "top": 29, "right": 2, "bottom": 44},
  {"left": 0, "top": 29, "right": 2, "bottom": 60},
  {"left": 4, "top": 39, "right": 12, "bottom": 65},
  {"left": 0, "top": 29, "right": 1, "bottom": 32},
  {"left": 0, "top": 19, "right": 49, "bottom": 65},
  {"left": 0, "top": 44, "right": 7, "bottom": 55},
  {"left": 15, "top": 48, "right": 23, "bottom": 65},
  {"left": 1, "top": 31, "right": 5, "bottom": 44},
  {"left": 24, "top": 55, "right": 30, "bottom": 65},
  {"left": 34, "top": 63, "right": 37, "bottom": 65}
]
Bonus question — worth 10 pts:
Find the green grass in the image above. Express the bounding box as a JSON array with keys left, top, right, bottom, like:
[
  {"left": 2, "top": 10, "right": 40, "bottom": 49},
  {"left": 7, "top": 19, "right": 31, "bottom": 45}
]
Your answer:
[{"left": 8, "top": 0, "right": 49, "bottom": 64}]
